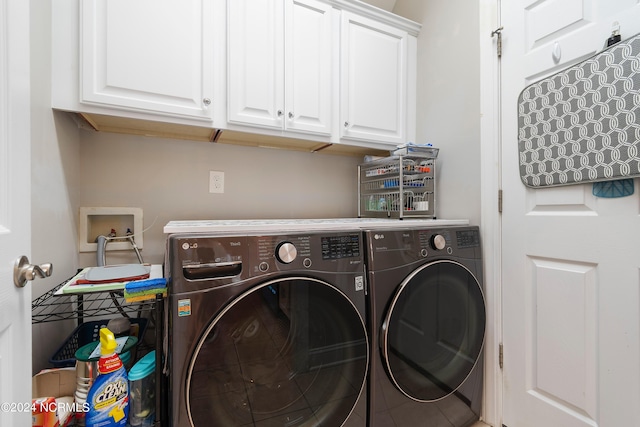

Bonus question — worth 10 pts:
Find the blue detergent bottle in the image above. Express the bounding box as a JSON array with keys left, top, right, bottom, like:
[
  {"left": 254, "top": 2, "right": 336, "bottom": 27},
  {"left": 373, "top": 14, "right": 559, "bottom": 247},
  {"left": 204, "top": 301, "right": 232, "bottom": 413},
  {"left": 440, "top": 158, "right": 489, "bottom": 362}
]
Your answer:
[{"left": 85, "top": 327, "right": 130, "bottom": 427}]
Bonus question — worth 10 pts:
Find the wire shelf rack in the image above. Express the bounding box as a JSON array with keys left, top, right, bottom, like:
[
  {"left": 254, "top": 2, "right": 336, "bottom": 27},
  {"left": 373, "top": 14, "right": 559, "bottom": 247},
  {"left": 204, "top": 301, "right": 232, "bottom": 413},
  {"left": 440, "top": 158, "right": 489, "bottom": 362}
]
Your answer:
[
  {"left": 358, "top": 154, "right": 436, "bottom": 219},
  {"left": 32, "top": 275, "right": 156, "bottom": 324}
]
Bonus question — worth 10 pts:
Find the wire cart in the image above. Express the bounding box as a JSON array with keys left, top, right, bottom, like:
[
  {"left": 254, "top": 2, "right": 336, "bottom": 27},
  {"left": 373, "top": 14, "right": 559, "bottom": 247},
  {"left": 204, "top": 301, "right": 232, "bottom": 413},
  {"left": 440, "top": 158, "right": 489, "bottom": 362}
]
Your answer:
[{"left": 32, "top": 275, "right": 167, "bottom": 427}]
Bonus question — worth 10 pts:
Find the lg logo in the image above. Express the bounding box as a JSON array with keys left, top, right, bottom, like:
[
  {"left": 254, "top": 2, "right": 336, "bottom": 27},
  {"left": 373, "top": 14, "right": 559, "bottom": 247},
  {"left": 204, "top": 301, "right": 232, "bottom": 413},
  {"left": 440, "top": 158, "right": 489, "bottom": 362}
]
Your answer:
[
  {"left": 374, "top": 234, "right": 385, "bottom": 240},
  {"left": 182, "top": 242, "right": 198, "bottom": 250}
]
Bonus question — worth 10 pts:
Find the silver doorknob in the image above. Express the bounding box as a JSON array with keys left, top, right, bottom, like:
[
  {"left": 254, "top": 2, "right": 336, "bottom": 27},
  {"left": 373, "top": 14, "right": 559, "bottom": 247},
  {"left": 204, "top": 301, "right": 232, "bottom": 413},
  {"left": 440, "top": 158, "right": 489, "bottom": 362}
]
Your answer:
[
  {"left": 13, "top": 255, "right": 53, "bottom": 288},
  {"left": 202, "top": 98, "right": 211, "bottom": 106}
]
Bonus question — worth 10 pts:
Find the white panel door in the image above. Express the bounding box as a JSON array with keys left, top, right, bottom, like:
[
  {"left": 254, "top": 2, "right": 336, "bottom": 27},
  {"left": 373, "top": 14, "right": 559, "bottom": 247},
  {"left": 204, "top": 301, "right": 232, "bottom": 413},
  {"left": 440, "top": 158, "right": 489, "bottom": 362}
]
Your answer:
[
  {"left": 340, "top": 11, "right": 407, "bottom": 145},
  {"left": 81, "top": 0, "right": 214, "bottom": 120},
  {"left": 0, "top": 0, "right": 32, "bottom": 425},
  {"left": 502, "top": 1, "right": 640, "bottom": 426}
]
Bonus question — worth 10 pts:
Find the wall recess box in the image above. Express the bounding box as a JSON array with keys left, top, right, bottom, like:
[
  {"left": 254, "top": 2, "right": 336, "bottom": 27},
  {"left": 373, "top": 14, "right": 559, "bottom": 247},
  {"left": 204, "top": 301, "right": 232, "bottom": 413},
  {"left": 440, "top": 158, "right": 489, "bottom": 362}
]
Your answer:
[{"left": 79, "top": 207, "right": 143, "bottom": 253}]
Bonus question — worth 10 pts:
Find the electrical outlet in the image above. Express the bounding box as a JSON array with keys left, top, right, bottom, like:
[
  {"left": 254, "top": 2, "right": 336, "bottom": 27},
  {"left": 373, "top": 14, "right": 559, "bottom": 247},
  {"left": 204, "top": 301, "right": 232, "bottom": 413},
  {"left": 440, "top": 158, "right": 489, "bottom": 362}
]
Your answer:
[{"left": 209, "top": 171, "right": 225, "bottom": 193}]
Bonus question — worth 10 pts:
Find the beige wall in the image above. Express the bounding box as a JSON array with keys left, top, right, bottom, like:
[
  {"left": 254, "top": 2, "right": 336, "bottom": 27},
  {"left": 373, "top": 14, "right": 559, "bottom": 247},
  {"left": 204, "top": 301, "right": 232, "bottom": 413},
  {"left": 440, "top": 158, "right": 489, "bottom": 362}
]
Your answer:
[
  {"left": 394, "top": 0, "right": 482, "bottom": 225},
  {"left": 76, "top": 131, "right": 361, "bottom": 267},
  {"left": 31, "top": 0, "right": 81, "bottom": 373}
]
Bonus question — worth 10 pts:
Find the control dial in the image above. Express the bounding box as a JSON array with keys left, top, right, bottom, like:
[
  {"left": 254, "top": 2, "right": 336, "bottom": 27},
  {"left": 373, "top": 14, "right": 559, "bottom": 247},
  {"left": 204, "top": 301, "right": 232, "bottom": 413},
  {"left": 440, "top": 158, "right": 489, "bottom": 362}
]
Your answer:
[
  {"left": 431, "top": 234, "right": 446, "bottom": 251},
  {"left": 276, "top": 242, "right": 297, "bottom": 264}
]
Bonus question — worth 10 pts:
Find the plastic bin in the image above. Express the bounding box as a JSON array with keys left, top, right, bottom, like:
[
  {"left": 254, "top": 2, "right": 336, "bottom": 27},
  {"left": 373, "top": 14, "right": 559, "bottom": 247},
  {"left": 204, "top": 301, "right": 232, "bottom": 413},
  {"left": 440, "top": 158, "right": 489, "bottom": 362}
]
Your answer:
[
  {"left": 49, "top": 318, "right": 147, "bottom": 368},
  {"left": 128, "top": 350, "right": 156, "bottom": 427}
]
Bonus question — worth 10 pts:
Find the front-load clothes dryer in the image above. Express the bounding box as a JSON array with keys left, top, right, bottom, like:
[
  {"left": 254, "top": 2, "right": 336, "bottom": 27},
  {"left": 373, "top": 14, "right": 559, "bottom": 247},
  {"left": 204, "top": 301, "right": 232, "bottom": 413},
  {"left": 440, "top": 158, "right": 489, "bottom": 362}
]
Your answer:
[
  {"left": 166, "top": 230, "right": 369, "bottom": 427},
  {"left": 364, "top": 225, "right": 485, "bottom": 427}
]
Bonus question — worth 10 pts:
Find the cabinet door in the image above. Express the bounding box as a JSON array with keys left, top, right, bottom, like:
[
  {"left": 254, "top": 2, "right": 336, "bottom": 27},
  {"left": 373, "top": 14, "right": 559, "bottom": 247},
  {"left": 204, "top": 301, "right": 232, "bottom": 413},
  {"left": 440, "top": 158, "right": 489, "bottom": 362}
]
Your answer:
[
  {"left": 285, "top": 0, "right": 333, "bottom": 135},
  {"left": 81, "top": 0, "right": 213, "bottom": 120},
  {"left": 227, "top": 0, "right": 284, "bottom": 129},
  {"left": 341, "top": 11, "right": 408, "bottom": 145}
]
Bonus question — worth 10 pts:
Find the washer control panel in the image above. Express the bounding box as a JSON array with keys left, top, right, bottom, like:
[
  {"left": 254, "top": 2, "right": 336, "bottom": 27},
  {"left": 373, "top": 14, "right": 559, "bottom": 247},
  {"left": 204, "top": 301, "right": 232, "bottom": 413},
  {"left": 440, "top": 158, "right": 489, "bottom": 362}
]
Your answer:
[
  {"left": 257, "top": 235, "right": 310, "bottom": 271},
  {"left": 253, "top": 232, "right": 362, "bottom": 274},
  {"left": 168, "top": 231, "right": 365, "bottom": 291},
  {"left": 321, "top": 234, "right": 361, "bottom": 260},
  {"left": 174, "top": 233, "right": 363, "bottom": 272}
]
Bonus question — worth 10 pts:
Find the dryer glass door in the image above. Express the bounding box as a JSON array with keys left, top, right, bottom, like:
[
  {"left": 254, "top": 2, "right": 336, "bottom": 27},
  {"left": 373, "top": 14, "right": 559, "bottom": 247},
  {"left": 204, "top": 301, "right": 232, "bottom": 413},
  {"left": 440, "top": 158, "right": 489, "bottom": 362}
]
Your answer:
[
  {"left": 185, "top": 277, "right": 368, "bottom": 426},
  {"left": 381, "top": 260, "right": 486, "bottom": 402}
]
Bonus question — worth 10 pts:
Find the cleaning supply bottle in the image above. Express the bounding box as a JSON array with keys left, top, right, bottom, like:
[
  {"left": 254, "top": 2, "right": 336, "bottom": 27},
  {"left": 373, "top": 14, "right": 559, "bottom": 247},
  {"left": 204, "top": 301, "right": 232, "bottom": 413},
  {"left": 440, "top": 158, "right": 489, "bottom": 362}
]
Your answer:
[{"left": 85, "top": 327, "right": 130, "bottom": 427}]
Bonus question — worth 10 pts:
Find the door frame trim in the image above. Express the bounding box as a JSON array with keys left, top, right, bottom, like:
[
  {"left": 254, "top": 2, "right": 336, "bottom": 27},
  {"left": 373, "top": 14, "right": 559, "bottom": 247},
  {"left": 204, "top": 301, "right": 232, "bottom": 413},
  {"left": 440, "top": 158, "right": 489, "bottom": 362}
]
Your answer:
[{"left": 479, "top": 0, "right": 502, "bottom": 425}]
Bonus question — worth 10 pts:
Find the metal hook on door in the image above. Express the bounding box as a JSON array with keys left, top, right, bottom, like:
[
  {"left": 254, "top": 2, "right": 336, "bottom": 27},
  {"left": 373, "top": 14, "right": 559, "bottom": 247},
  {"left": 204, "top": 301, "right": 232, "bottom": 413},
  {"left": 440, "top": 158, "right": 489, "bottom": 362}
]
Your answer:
[
  {"left": 13, "top": 255, "right": 53, "bottom": 288},
  {"left": 491, "top": 26, "right": 504, "bottom": 58}
]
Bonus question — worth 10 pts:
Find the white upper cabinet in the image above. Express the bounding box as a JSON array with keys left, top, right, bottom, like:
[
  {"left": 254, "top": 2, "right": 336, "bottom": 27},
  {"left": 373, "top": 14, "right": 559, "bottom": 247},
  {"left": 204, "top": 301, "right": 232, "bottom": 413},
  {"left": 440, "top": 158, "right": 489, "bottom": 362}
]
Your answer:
[
  {"left": 227, "top": 0, "right": 334, "bottom": 136},
  {"left": 51, "top": 0, "right": 419, "bottom": 151},
  {"left": 80, "top": 0, "right": 214, "bottom": 121},
  {"left": 286, "top": 0, "right": 334, "bottom": 135},
  {"left": 340, "top": 11, "right": 415, "bottom": 146}
]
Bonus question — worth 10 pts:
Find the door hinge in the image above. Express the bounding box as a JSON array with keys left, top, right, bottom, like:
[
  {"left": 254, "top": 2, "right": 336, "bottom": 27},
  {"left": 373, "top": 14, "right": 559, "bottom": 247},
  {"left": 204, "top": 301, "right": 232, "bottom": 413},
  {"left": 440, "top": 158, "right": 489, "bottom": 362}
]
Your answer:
[
  {"left": 491, "top": 26, "right": 503, "bottom": 58},
  {"left": 499, "top": 343, "right": 504, "bottom": 369},
  {"left": 606, "top": 22, "right": 621, "bottom": 47},
  {"left": 498, "top": 189, "right": 503, "bottom": 213}
]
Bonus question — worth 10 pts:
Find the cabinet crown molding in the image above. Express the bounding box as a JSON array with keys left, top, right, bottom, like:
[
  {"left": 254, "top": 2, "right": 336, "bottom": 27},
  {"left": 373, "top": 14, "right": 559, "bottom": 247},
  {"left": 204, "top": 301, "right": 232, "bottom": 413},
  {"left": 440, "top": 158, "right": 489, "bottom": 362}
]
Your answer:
[{"left": 327, "top": 0, "right": 421, "bottom": 36}]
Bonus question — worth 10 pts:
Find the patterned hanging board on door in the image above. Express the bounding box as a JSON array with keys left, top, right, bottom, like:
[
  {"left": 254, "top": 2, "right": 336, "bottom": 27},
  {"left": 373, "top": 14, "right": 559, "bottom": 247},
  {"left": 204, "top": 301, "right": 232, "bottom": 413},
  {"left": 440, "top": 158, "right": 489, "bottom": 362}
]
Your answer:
[{"left": 518, "top": 32, "right": 640, "bottom": 188}]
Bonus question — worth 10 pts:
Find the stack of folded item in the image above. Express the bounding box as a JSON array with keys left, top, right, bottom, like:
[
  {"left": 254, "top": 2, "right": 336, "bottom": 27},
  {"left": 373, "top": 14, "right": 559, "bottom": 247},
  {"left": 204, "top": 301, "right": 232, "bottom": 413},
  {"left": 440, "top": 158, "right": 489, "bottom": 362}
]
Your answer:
[{"left": 124, "top": 278, "right": 167, "bottom": 302}]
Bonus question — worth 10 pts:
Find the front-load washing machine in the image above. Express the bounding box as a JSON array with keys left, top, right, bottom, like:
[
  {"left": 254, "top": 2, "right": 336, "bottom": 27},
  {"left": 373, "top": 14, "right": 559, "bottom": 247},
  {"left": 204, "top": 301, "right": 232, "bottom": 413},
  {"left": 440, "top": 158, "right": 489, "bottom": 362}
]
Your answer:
[
  {"left": 166, "top": 230, "right": 368, "bottom": 427},
  {"left": 364, "top": 225, "right": 485, "bottom": 426}
]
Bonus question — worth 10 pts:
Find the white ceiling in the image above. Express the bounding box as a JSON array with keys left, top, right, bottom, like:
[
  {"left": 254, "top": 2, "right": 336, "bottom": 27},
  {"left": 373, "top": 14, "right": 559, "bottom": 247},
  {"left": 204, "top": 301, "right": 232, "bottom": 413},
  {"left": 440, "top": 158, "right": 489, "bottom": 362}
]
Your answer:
[{"left": 361, "top": 0, "right": 397, "bottom": 12}]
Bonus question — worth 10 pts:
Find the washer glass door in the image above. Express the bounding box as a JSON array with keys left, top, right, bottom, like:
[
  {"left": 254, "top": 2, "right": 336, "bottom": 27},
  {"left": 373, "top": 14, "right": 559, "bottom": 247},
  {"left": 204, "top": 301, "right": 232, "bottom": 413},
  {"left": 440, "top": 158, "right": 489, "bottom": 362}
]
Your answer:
[
  {"left": 381, "top": 260, "right": 485, "bottom": 402},
  {"left": 186, "top": 277, "right": 368, "bottom": 426}
]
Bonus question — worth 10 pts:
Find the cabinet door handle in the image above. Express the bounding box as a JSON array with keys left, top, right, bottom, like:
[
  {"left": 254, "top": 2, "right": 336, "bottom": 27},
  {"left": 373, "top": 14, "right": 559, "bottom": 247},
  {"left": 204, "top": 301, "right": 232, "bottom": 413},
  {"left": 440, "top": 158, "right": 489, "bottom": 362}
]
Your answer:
[
  {"left": 277, "top": 110, "right": 283, "bottom": 117},
  {"left": 202, "top": 98, "right": 211, "bottom": 106},
  {"left": 344, "top": 121, "right": 350, "bottom": 128},
  {"left": 288, "top": 111, "right": 294, "bottom": 119}
]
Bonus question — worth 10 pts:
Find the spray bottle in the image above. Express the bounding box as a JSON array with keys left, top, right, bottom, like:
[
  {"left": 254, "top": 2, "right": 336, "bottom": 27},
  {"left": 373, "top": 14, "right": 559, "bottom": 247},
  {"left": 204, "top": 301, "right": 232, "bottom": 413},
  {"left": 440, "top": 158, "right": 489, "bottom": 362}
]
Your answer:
[{"left": 85, "top": 327, "right": 130, "bottom": 427}]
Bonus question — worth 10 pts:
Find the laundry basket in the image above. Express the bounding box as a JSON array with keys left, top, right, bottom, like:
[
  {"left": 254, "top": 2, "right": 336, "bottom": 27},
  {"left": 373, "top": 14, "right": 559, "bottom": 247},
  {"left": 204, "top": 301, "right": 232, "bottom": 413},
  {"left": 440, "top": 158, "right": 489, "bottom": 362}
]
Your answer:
[{"left": 49, "top": 317, "right": 147, "bottom": 368}]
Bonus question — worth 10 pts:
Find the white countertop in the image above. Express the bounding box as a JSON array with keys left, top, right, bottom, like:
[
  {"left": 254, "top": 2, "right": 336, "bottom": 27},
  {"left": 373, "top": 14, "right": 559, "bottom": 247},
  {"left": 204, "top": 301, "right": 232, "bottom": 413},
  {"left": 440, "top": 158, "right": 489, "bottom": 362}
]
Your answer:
[{"left": 164, "top": 218, "right": 470, "bottom": 234}]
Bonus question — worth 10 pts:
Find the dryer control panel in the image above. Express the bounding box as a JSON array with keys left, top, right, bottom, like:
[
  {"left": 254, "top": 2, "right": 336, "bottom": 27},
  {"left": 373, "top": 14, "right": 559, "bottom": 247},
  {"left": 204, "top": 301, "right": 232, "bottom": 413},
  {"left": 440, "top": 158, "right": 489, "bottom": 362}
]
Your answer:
[
  {"left": 366, "top": 226, "right": 481, "bottom": 269},
  {"left": 417, "top": 227, "right": 480, "bottom": 256}
]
